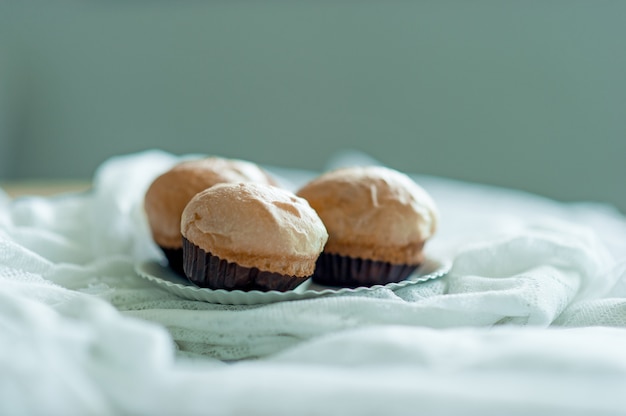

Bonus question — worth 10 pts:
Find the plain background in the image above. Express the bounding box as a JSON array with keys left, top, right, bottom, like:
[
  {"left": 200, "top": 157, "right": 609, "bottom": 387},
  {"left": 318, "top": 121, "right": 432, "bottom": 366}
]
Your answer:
[{"left": 1, "top": 1, "right": 624, "bottom": 212}]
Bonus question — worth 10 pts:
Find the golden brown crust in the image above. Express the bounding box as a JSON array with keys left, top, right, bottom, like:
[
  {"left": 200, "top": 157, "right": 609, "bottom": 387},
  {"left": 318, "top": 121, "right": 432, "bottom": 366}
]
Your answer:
[
  {"left": 144, "top": 157, "right": 277, "bottom": 249},
  {"left": 297, "top": 166, "right": 438, "bottom": 265},
  {"left": 323, "top": 241, "right": 426, "bottom": 265},
  {"left": 181, "top": 183, "right": 328, "bottom": 277}
]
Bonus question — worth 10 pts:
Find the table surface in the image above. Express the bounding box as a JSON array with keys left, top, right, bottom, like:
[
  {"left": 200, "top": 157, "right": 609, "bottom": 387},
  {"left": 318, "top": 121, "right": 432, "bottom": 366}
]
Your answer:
[{"left": 1, "top": 180, "right": 91, "bottom": 198}]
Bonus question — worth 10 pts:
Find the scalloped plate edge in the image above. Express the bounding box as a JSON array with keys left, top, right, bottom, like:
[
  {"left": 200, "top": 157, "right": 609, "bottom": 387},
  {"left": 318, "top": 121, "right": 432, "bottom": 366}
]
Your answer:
[{"left": 135, "top": 256, "right": 451, "bottom": 305}]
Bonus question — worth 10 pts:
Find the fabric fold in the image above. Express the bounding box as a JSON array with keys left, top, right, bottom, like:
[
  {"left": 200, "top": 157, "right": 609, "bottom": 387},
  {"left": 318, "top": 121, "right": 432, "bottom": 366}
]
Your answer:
[{"left": 2, "top": 149, "right": 626, "bottom": 414}]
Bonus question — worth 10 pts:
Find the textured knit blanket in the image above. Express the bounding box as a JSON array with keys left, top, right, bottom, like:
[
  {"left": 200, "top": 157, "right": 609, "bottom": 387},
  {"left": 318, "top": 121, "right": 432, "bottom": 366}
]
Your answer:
[{"left": 2, "top": 150, "right": 626, "bottom": 415}]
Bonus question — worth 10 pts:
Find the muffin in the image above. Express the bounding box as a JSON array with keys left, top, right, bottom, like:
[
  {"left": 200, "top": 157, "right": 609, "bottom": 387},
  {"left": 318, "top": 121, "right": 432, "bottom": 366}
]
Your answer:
[
  {"left": 181, "top": 182, "right": 328, "bottom": 291},
  {"left": 297, "top": 166, "right": 438, "bottom": 287},
  {"left": 144, "top": 157, "right": 277, "bottom": 274}
]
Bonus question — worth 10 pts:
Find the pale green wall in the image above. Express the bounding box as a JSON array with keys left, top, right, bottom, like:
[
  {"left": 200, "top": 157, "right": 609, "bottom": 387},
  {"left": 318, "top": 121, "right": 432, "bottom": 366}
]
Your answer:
[{"left": 1, "top": 1, "right": 625, "bottom": 211}]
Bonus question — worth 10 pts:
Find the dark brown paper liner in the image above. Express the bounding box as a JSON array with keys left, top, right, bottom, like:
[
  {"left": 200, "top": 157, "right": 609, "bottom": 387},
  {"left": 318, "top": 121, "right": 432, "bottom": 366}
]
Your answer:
[
  {"left": 182, "top": 238, "right": 309, "bottom": 292},
  {"left": 312, "top": 252, "right": 418, "bottom": 288},
  {"left": 160, "top": 246, "right": 185, "bottom": 277}
]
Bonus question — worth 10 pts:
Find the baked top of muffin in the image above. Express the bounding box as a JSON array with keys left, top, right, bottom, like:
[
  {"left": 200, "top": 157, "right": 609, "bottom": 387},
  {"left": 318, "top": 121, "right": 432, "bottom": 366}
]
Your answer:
[
  {"left": 144, "top": 157, "right": 276, "bottom": 249},
  {"left": 181, "top": 182, "right": 328, "bottom": 277},
  {"left": 297, "top": 166, "right": 438, "bottom": 265}
]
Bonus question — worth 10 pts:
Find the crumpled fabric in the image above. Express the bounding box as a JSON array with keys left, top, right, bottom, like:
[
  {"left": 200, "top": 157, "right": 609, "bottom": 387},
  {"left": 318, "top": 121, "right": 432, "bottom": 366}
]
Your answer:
[{"left": 2, "top": 150, "right": 626, "bottom": 415}]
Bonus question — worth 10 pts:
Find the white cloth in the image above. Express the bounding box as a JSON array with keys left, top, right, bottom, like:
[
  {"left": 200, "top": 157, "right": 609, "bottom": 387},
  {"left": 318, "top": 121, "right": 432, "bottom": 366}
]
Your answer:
[{"left": 2, "top": 150, "right": 626, "bottom": 415}]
